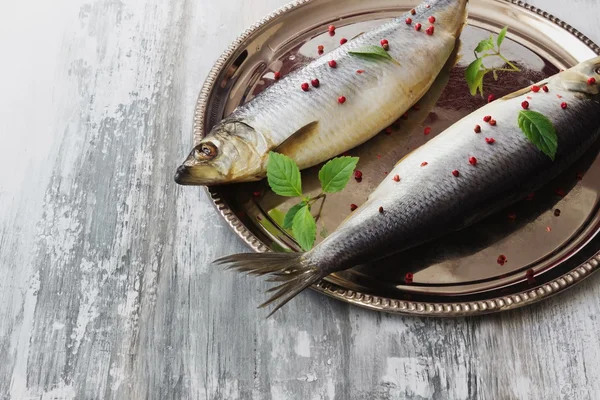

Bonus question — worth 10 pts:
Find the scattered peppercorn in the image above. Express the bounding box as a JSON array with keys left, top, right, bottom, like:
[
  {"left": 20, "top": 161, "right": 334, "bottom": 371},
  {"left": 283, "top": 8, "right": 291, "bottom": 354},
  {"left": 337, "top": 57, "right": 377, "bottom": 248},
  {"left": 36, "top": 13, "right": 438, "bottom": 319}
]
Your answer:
[
  {"left": 554, "top": 209, "right": 561, "bottom": 217},
  {"left": 301, "top": 82, "right": 309, "bottom": 92},
  {"left": 542, "top": 85, "right": 549, "bottom": 92},
  {"left": 483, "top": 115, "right": 492, "bottom": 122},
  {"left": 311, "top": 79, "right": 320, "bottom": 88},
  {"left": 379, "top": 206, "right": 384, "bottom": 213},
  {"left": 424, "top": 127, "right": 432, "bottom": 135},
  {"left": 588, "top": 77, "right": 597, "bottom": 85},
  {"left": 485, "top": 137, "right": 496, "bottom": 144},
  {"left": 318, "top": 45, "right": 324, "bottom": 55},
  {"left": 338, "top": 96, "right": 346, "bottom": 104},
  {"left": 415, "top": 23, "right": 422, "bottom": 31},
  {"left": 546, "top": 226, "right": 552, "bottom": 232},
  {"left": 532, "top": 85, "right": 540, "bottom": 93},
  {"left": 328, "top": 25, "right": 336, "bottom": 33},
  {"left": 410, "top": 8, "right": 416, "bottom": 15},
  {"left": 393, "top": 175, "right": 400, "bottom": 182},
  {"left": 405, "top": 272, "right": 414, "bottom": 284},
  {"left": 526, "top": 268, "right": 535, "bottom": 284},
  {"left": 340, "top": 38, "right": 347, "bottom": 45},
  {"left": 469, "top": 156, "right": 477, "bottom": 166},
  {"left": 521, "top": 100, "right": 529, "bottom": 109},
  {"left": 350, "top": 204, "right": 358, "bottom": 211},
  {"left": 274, "top": 71, "right": 281, "bottom": 80},
  {"left": 328, "top": 60, "right": 337, "bottom": 68},
  {"left": 561, "top": 102, "right": 568, "bottom": 109},
  {"left": 487, "top": 94, "right": 495, "bottom": 103},
  {"left": 426, "top": 26, "right": 434, "bottom": 35},
  {"left": 497, "top": 255, "right": 507, "bottom": 266},
  {"left": 421, "top": 161, "right": 428, "bottom": 167},
  {"left": 428, "top": 15, "right": 436, "bottom": 23},
  {"left": 489, "top": 119, "right": 497, "bottom": 126},
  {"left": 356, "top": 69, "right": 365, "bottom": 74},
  {"left": 354, "top": 170, "right": 363, "bottom": 180},
  {"left": 452, "top": 170, "right": 460, "bottom": 177},
  {"left": 405, "top": 17, "right": 412, "bottom": 25},
  {"left": 474, "top": 125, "right": 481, "bottom": 133}
]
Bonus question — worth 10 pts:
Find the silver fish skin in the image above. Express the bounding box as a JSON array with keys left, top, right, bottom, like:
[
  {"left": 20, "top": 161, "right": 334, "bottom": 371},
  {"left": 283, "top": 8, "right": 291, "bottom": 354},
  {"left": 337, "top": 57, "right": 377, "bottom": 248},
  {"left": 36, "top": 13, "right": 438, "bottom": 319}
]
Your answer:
[
  {"left": 215, "top": 57, "right": 600, "bottom": 316},
  {"left": 175, "top": 0, "right": 468, "bottom": 185}
]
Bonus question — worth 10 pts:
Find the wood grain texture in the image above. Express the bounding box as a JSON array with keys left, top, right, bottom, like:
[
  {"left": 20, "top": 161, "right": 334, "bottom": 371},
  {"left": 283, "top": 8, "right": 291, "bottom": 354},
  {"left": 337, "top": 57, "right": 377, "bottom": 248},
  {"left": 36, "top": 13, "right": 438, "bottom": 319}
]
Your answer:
[{"left": 0, "top": 0, "right": 599, "bottom": 399}]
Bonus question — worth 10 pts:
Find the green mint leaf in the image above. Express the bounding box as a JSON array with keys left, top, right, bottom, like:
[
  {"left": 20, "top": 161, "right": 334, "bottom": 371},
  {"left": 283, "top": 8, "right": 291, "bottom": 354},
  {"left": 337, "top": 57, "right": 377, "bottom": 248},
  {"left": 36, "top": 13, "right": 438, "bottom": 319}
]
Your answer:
[
  {"left": 474, "top": 38, "right": 495, "bottom": 54},
  {"left": 517, "top": 110, "right": 558, "bottom": 160},
  {"left": 497, "top": 26, "right": 508, "bottom": 48},
  {"left": 292, "top": 204, "right": 317, "bottom": 251},
  {"left": 349, "top": 45, "right": 400, "bottom": 65},
  {"left": 267, "top": 152, "right": 303, "bottom": 197},
  {"left": 283, "top": 202, "right": 306, "bottom": 229},
  {"left": 318, "top": 156, "right": 360, "bottom": 193},
  {"left": 466, "top": 58, "right": 484, "bottom": 96},
  {"left": 268, "top": 208, "right": 286, "bottom": 227}
]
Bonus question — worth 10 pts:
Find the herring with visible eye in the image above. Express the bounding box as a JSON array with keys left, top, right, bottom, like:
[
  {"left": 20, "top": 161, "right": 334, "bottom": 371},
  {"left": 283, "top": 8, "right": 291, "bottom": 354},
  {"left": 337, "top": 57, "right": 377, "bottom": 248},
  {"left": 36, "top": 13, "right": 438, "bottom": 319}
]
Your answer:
[{"left": 175, "top": 0, "right": 469, "bottom": 186}]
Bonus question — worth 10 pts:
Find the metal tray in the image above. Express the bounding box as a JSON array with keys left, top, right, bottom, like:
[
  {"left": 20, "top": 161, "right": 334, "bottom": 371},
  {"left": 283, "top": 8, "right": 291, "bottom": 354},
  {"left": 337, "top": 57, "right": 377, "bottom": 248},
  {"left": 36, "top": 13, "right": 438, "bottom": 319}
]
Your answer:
[{"left": 193, "top": 0, "right": 600, "bottom": 316}]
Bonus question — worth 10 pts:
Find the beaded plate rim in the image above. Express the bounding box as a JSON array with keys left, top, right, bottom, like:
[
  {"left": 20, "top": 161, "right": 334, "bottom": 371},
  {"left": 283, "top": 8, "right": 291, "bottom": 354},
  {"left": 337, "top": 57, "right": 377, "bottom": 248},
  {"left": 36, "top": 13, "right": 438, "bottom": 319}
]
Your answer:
[{"left": 193, "top": 0, "right": 600, "bottom": 316}]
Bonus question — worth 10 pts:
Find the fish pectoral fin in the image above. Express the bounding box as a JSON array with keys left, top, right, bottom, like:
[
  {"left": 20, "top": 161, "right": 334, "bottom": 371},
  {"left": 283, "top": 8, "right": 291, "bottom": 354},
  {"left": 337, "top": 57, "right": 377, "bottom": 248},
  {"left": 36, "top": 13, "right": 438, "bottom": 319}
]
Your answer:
[
  {"left": 273, "top": 120, "right": 320, "bottom": 157},
  {"left": 456, "top": 192, "right": 524, "bottom": 230}
]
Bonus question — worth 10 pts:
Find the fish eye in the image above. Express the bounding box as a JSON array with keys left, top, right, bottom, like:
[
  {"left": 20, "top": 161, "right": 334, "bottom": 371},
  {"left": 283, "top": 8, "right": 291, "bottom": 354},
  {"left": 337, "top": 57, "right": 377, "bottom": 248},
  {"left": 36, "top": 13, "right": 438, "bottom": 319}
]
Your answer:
[
  {"left": 194, "top": 142, "right": 218, "bottom": 161},
  {"left": 596, "top": 67, "right": 600, "bottom": 74}
]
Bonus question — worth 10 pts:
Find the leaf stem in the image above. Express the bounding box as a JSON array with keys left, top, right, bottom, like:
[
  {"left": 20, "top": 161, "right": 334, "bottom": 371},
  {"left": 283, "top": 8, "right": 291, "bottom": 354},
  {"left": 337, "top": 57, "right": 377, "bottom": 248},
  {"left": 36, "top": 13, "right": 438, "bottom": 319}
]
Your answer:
[{"left": 313, "top": 195, "right": 327, "bottom": 223}]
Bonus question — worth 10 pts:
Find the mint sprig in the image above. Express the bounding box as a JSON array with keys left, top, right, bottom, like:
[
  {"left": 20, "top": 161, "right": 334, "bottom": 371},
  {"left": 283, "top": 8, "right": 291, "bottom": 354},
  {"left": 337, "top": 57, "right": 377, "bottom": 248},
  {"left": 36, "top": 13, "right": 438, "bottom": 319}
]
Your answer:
[
  {"left": 349, "top": 45, "right": 400, "bottom": 65},
  {"left": 465, "top": 26, "right": 520, "bottom": 96},
  {"left": 267, "top": 152, "right": 303, "bottom": 197},
  {"left": 518, "top": 110, "right": 558, "bottom": 160},
  {"left": 292, "top": 205, "right": 317, "bottom": 251},
  {"left": 266, "top": 152, "right": 359, "bottom": 250},
  {"left": 319, "top": 157, "right": 360, "bottom": 193}
]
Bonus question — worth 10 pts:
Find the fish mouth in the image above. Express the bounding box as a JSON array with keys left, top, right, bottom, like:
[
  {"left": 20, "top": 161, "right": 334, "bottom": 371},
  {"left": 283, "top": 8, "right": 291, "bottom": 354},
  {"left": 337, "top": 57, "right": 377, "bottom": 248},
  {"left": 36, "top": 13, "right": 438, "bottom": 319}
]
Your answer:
[
  {"left": 174, "top": 165, "right": 193, "bottom": 185},
  {"left": 174, "top": 164, "right": 225, "bottom": 186}
]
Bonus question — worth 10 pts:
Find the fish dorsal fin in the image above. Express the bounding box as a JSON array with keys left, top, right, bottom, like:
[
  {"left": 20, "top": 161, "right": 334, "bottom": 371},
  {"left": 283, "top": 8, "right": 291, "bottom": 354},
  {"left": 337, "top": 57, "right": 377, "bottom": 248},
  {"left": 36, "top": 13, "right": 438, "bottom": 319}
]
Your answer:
[
  {"left": 273, "top": 121, "right": 320, "bottom": 156},
  {"left": 394, "top": 148, "right": 418, "bottom": 167}
]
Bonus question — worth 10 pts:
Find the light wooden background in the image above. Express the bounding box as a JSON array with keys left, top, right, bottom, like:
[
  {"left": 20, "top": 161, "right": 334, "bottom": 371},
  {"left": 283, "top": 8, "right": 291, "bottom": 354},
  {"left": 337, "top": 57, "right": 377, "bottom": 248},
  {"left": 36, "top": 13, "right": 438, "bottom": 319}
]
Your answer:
[{"left": 1, "top": 0, "right": 599, "bottom": 399}]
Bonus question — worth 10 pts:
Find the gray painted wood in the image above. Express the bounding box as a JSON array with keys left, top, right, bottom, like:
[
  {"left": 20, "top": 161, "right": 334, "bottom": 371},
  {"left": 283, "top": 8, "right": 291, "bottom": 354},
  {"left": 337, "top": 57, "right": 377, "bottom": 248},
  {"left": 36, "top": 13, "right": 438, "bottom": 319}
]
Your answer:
[{"left": 1, "top": 0, "right": 599, "bottom": 399}]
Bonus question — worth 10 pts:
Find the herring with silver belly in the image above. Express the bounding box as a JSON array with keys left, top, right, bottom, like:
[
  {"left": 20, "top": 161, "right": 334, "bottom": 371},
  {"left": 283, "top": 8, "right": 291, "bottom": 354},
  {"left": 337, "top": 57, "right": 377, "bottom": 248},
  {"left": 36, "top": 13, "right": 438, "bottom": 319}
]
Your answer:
[
  {"left": 175, "top": 0, "right": 468, "bottom": 185},
  {"left": 215, "top": 57, "right": 600, "bottom": 316}
]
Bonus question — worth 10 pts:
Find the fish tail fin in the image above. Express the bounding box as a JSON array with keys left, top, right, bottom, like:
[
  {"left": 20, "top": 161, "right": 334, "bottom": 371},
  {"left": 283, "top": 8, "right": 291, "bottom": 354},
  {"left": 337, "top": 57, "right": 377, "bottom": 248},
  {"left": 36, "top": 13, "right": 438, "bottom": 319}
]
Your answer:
[{"left": 213, "top": 252, "right": 324, "bottom": 317}]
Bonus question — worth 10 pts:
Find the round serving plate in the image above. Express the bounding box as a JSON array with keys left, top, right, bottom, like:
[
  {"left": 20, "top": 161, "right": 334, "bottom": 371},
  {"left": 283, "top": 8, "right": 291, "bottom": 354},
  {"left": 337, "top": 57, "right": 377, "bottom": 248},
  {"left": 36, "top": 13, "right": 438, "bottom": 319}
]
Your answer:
[{"left": 193, "top": 0, "right": 600, "bottom": 316}]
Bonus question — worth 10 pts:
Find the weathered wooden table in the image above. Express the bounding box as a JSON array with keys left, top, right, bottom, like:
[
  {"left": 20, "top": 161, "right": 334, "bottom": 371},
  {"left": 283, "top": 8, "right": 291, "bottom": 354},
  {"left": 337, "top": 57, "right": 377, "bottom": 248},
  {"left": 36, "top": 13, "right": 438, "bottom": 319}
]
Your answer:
[{"left": 1, "top": 0, "right": 599, "bottom": 399}]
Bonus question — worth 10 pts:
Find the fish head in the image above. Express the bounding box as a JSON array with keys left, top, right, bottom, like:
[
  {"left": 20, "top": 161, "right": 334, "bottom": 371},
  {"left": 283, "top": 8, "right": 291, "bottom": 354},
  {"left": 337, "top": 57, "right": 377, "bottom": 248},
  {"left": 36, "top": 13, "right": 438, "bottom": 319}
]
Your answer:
[
  {"left": 557, "top": 56, "right": 600, "bottom": 95},
  {"left": 175, "top": 120, "right": 263, "bottom": 186}
]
